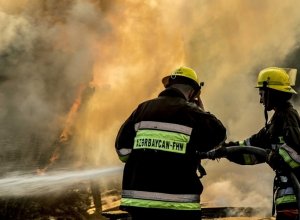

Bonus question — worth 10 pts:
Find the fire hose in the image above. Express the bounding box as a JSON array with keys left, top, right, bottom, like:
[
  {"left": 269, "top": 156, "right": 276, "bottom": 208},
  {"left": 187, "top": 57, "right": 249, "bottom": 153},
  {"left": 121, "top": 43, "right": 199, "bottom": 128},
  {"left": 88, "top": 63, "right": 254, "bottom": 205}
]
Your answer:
[{"left": 199, "top": 146, "right": 300, "bottom": 220}]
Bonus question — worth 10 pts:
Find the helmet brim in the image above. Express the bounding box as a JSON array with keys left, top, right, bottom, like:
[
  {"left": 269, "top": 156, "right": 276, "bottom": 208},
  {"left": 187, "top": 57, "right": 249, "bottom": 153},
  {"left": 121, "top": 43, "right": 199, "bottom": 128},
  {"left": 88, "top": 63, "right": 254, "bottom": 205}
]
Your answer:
[
  {"left": 256, "top": 85, "right": 297, "bottom": 94},
  {"left": 162, "top": 75, "right": 201, "bottom": 91}
]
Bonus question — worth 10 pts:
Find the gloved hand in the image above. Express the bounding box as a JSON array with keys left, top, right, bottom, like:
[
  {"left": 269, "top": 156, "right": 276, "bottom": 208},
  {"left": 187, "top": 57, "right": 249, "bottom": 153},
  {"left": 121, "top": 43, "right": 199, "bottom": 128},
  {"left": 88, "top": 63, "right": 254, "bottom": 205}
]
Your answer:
[
  {"left": 266, "top": 150, "right": 285, "bottom": 171},
  {"left": 192, "top": 93, "right": 205, "bottom": 111},
  {"left": 206, "top": 145, "right": 228, "bottom": 160},
  {"left": 221, "top": 141, "right": 241, "bottom": 163}
]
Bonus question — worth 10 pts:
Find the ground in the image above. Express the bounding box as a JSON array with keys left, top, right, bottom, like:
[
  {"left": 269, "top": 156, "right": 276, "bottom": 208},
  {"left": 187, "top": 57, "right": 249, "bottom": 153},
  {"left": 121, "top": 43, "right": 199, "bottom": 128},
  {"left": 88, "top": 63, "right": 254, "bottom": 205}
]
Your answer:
[{"left": 0, "top": 181, "right": 275, "bottom": 220}]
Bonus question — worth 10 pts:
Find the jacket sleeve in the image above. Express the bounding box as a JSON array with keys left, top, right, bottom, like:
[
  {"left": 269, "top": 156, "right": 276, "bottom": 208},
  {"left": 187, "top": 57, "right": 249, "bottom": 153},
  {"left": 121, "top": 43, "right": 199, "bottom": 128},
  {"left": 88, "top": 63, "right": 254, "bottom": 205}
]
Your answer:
[
  {"left": 227, "top": 108, "right": 300, "bottom": 168},
  {"left": 115, "top": 109, "right": 137, "bottom": 162},
  {"left": 279, "top": 109, "right": 300, "bottom": 169},
  {"left": 283, "top": 109, "right": 300, "bottom": 154},
  {"left": 198, "top": 112, "right": 227, "bottom": 152},
  {"left": 226, "top": 127, "right": 268, "bottom": 165}
]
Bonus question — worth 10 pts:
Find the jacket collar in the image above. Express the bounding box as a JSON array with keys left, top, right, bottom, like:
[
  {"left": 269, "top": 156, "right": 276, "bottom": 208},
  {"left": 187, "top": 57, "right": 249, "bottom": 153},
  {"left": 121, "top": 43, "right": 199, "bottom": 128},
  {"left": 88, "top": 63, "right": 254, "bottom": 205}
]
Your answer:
[
  {"left": 158, "top": 87, "right": 187, "bottom": 100},
  {"left": 274, "top": 101, "right": 293, "bottom": 111}
]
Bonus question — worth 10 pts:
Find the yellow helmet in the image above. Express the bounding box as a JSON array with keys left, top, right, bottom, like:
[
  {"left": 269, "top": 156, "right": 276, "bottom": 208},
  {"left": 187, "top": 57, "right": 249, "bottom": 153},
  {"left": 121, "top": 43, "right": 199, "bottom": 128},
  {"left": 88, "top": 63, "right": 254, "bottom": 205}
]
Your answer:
[
  {"left": 162, "top": 66, "right": 203, "bottom": 89},
  {"left": 256, "top": 67, "right": 297, "bottom": 94}
]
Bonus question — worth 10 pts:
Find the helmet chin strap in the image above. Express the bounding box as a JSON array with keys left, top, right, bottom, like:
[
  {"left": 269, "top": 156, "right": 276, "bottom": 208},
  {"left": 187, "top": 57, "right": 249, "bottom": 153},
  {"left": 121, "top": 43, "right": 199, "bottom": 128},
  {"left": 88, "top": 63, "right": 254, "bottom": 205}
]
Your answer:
[{"left": 264, "top": 104, "right": 268, "bottom": 128}]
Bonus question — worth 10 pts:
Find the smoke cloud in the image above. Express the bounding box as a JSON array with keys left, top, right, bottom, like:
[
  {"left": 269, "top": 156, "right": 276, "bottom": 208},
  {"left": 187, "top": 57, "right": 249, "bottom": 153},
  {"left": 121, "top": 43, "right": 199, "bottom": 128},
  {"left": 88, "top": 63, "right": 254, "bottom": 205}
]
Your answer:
[{"left": 1, "top": 0, "right": 300, "bottom": 211}]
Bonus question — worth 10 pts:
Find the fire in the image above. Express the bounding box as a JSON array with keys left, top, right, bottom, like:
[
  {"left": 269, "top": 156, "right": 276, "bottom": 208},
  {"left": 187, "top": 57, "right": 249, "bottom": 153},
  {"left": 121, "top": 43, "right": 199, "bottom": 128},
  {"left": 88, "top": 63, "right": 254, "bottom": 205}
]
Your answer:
[{"left": 37, "top": 83, "right": 95, "bottom": 175}]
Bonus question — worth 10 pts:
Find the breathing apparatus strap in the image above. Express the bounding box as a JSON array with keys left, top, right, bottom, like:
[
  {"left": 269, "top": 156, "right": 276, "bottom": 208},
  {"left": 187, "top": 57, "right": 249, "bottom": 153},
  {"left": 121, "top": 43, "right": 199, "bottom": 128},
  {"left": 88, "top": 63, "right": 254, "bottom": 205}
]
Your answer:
[
  {"left": 272, "top": 175, "right": 277, "bottom": 215},
  {"left": 263, "top": 81, "right": 269, "bottom": 128},
  {"left": 264, "top": 108, "right": 268, "bottom": 128}
]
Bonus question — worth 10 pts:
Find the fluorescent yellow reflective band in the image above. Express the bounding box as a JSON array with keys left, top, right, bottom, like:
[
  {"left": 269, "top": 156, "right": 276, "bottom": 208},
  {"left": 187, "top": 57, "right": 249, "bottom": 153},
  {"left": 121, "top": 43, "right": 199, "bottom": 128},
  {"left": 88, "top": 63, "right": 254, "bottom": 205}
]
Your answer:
[
  {"left": 117, "top": 148, "right": 132, "bottom": 162},
  {"left": 239, "top": 142, "right": 258, "bottom": 165},
  {"left": 133, "top": 130, "right": 189, "bottom": 154},
  {"left": 122, "top": 190, "right": 199, "bottom": 203},
  {"left": 275, "top": 195, "right": 297, "bottom": 205},
  {"left": 278, "top": 136, "right": 285, "bottom": 144},
  {"left": 279, "top": 148, "right": 300, "bottom": 168},
  {"left": 118, "top": 155, "right": 129, "bottom": 163},
  {"left": 121, "top": 198, "right": 201, "bottom": 210},
  {"left": 243, "top": 154, "right": 254, "bottom": 164}
]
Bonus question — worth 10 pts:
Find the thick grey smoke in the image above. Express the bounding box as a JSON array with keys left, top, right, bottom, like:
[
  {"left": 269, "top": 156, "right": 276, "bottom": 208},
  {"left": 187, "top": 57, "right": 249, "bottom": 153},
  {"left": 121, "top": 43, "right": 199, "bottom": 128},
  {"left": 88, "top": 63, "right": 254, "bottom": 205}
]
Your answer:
[
  {"left": 0, "top": 0, "right": 103, "bottom": 172},
  {"left": 1, "top": 0, "right": 300, "bottom": 212}
]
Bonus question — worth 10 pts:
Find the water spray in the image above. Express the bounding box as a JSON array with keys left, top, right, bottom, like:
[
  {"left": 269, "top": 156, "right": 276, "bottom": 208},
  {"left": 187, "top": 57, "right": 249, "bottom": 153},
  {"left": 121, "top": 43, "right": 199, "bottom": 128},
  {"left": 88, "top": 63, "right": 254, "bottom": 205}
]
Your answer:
[{"left": 0, "top": 166, "right": 123, "bottom": 197}]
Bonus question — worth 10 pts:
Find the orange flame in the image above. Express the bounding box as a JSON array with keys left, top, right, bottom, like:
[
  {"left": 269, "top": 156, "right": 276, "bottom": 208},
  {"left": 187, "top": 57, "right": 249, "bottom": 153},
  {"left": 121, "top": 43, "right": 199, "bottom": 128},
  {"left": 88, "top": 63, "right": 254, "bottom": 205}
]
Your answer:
[{"left": 37, "top": 83, "right": 95, "bottom": 175}]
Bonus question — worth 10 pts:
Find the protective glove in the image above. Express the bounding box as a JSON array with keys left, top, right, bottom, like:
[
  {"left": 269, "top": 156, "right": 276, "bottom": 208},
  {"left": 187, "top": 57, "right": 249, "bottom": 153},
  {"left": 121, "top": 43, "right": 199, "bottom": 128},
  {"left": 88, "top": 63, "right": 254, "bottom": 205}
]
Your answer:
[
  {"left": 192, "top": 93, "right": 205, "bottom": 111},
  {"left": 266, "top": 150, "right": 285, "bottom": 171},
  {"left": 221, "top": 141, "right": 244, "bottom": 163},
  {"left": 206, "top": 145, "right": 228, "bottom": 160}
]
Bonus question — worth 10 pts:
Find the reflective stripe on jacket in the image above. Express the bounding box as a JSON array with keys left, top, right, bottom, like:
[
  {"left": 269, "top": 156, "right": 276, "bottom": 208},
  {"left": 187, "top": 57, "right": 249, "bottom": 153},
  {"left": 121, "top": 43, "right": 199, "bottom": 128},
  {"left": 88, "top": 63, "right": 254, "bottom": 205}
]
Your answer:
[
  {"left": 133, "top": 121, "right": 192, "bottom": 154},
  {"left": 238, "top": 139, "right": 259, "bottom": 165},
  {"left": 279, "top": 144, "right": 300, "bottom": 169},
  {"left": 275, "top": 186, "right": 297, "bottom": 205},
  {"left": 121, "top": 190, "right": 201, "bottom": 210},
  {"left": 227, "top": 102, "right": 300, "bottom": 209},
  {"left": 115, "top": 87, "right": 226, "bottom": 211}
]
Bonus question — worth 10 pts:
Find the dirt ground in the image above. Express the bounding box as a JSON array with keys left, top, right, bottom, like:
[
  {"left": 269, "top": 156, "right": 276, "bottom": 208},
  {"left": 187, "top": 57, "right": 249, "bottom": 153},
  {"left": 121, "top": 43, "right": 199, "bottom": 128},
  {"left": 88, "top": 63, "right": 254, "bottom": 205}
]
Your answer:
[
  {"left": 0, "top": 180, "right": 275, "bottom": 220},
  {"left": 208, "top": 218, "right": 275, "bottom": 220}
]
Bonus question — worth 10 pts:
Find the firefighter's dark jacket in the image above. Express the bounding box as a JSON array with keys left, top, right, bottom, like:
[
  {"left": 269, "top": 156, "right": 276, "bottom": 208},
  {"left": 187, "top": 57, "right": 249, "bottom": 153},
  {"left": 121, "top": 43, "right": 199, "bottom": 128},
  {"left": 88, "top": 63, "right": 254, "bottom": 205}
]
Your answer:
[
  {"left": 229, "top": 102, "right": 300, "bottom": 165},
  {"left": 228, "top": 101, "right": 300, "bottom": 209},
  {"left": 115, "top": 87, "right": 226, "bottom": 210}
]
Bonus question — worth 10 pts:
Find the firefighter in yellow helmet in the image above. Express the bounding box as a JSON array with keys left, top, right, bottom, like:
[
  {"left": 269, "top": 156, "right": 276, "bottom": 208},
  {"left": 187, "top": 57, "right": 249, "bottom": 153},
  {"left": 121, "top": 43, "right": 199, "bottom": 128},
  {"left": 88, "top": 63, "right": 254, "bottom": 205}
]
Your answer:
[
  {"left": 222, "top": 67, "right": 300, "bottom": 220},
  {"left": 162, "top": 66, "right": 205, "bottom": 110},
  {"left": 115, "top": 66, "right": 226, "bottom": 220}
]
